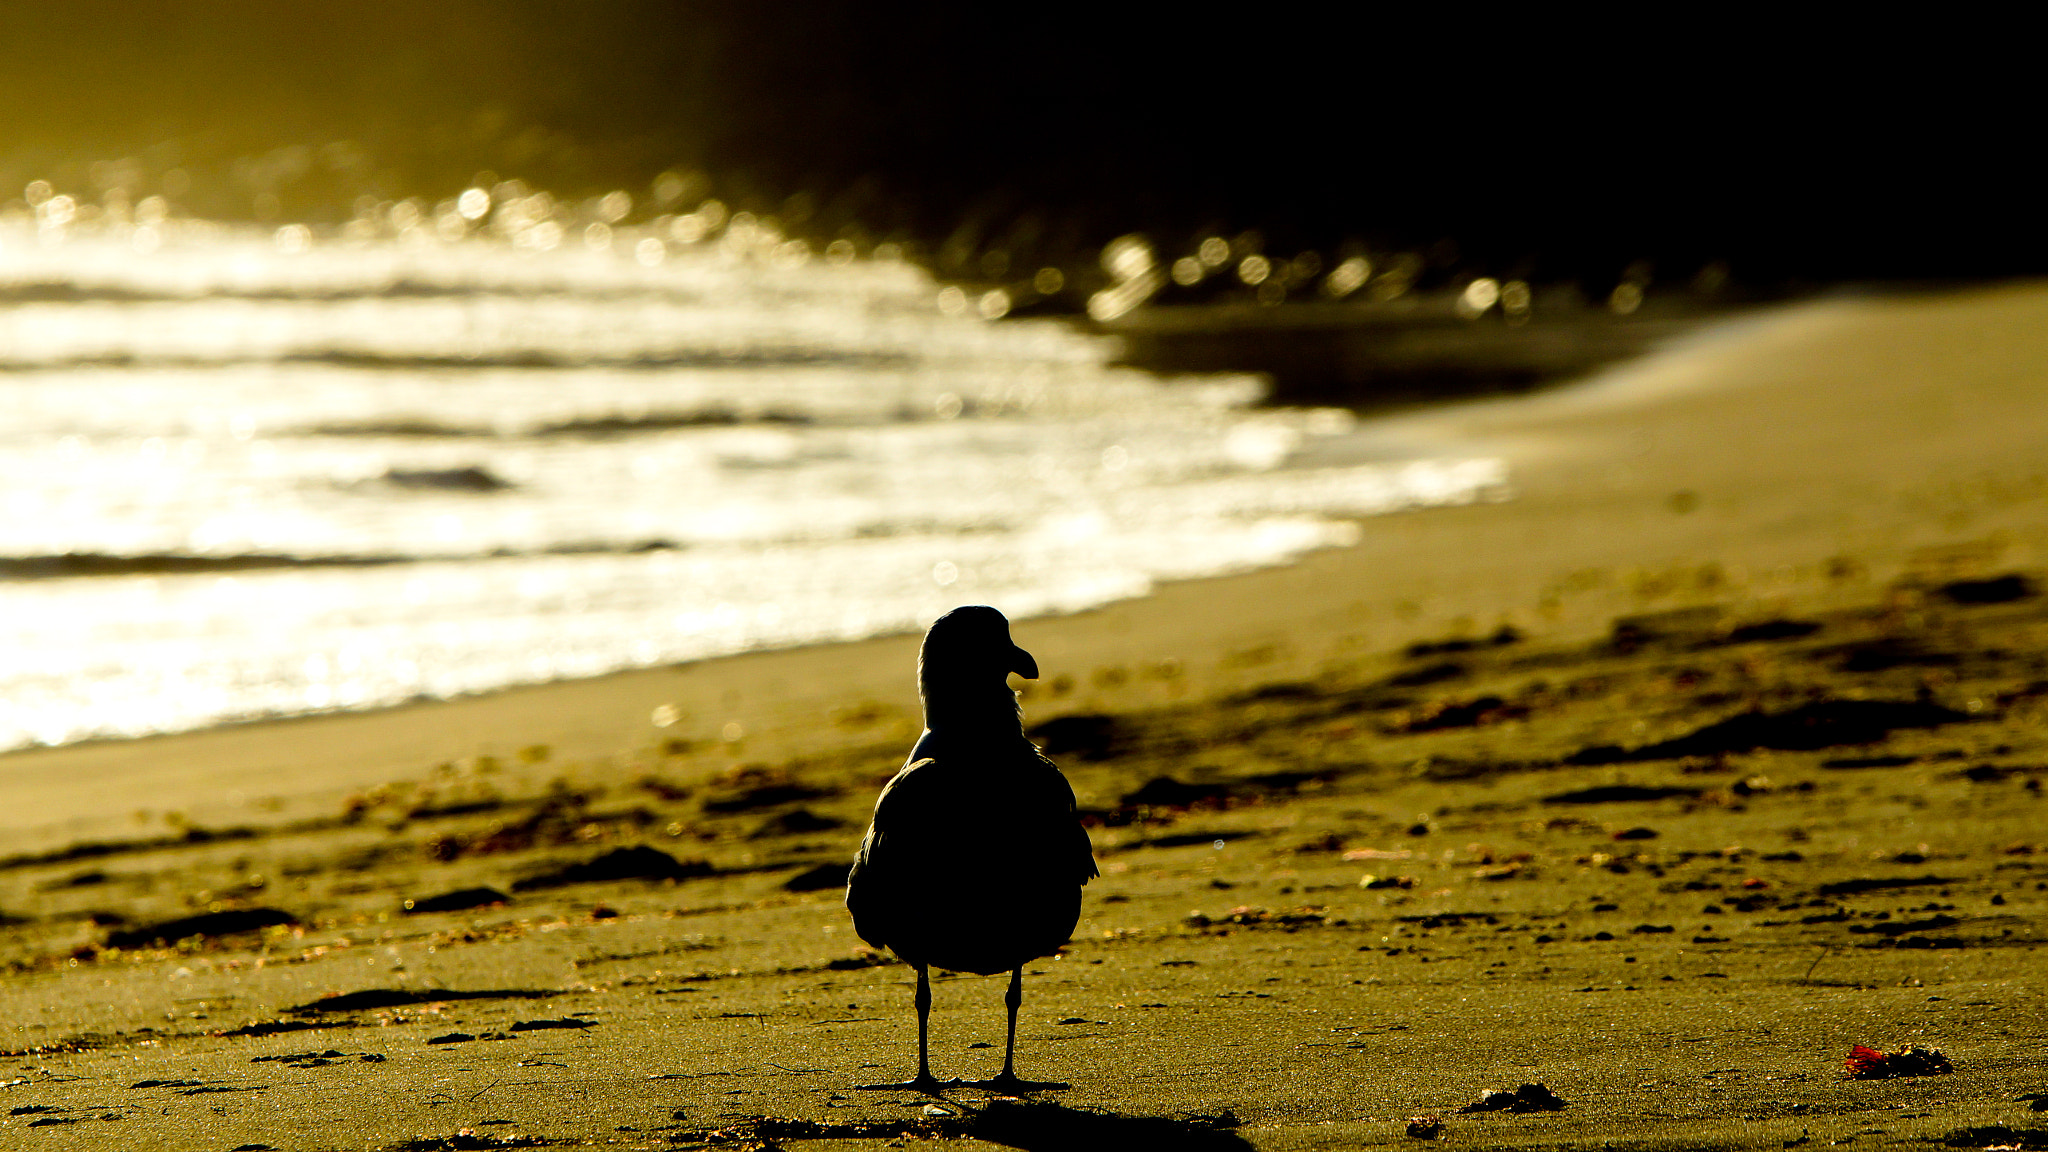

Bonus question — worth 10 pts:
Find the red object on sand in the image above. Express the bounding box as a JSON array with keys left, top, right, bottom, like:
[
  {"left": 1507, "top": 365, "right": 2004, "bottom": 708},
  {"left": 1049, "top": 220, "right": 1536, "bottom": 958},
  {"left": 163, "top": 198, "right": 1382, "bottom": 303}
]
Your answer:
[{"left": 1844, "top": 1043, "right": 1953, "bottom": 1078}]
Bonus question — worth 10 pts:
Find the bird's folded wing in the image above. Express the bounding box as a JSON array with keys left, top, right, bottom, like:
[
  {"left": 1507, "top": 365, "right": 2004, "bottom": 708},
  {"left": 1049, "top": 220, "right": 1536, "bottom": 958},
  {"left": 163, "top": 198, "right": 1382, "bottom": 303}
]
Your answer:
[{"left": 1038, "top": 752, "right": 1100, "bottom": 883}]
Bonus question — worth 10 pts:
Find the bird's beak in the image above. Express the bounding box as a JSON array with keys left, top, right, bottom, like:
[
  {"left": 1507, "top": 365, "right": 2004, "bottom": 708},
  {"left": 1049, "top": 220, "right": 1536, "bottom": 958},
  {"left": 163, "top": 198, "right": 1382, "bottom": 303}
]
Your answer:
[{"left": 1010, "top": 645, "right": 1040, "bottom": 680}]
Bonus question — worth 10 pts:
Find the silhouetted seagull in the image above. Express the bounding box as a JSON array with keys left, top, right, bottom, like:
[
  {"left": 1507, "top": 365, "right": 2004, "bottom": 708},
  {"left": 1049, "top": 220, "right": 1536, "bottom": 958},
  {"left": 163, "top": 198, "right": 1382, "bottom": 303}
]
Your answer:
[{"left": 846, "top": 605, "right": 1097, "bottom": 1092}]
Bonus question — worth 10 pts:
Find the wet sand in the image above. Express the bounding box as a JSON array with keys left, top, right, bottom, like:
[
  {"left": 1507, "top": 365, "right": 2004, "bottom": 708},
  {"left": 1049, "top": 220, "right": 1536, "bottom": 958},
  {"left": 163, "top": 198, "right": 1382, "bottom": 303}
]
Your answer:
[{"left": 4, "top": 284, "right": 2048, "bottom": 1150}]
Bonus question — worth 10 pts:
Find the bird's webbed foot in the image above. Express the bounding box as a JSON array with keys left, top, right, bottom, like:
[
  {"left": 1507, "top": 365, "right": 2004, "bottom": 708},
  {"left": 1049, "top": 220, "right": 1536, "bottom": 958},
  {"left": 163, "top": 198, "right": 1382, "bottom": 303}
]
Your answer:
[{"left": 854, "top": 1073, "right": 968, "bottom": 1094}]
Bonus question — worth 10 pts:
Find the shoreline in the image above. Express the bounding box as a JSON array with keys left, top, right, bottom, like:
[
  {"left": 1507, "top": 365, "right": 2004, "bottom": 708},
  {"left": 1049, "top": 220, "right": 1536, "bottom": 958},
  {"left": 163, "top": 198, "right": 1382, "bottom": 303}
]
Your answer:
[{"left": 9, "top": 283, "right": 2048, "bottom": 849}]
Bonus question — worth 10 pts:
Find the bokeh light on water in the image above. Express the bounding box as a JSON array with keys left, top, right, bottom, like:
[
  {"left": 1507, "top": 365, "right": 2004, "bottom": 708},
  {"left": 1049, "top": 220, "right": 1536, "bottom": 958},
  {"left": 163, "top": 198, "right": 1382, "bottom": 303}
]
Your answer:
[{"left": 0, "top": 199, "right": 1508, "bottom": 751}]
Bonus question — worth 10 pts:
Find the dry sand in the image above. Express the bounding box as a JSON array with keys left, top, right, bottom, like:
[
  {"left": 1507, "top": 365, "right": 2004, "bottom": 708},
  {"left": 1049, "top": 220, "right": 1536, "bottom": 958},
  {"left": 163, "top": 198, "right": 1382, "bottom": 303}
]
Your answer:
[{"left": 4, "top": 284, "right": 2048, "bottom": 1150}]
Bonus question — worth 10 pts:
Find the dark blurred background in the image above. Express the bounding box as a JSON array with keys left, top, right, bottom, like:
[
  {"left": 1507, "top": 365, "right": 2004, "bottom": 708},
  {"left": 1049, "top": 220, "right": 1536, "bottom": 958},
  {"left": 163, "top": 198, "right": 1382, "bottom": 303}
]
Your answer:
[{"left": 1, "top": 3, "right": 2033, "bottom": 289}]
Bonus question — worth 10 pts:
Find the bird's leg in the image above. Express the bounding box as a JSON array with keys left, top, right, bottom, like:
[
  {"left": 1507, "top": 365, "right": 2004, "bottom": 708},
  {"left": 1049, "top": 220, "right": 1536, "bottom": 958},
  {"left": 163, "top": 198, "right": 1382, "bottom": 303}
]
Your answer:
[
  {"left": 915, "top": 963, "right": 934, "bottom": 1083},
  {"left": 999, "top": 965, "right": 1020, "bottom": 1081},
  {"left": 973, "top": 966, "right": 1068, "bottom": 1092},
  {"left": 857, "top": 964, "right": 959, "bottom": 1093}
]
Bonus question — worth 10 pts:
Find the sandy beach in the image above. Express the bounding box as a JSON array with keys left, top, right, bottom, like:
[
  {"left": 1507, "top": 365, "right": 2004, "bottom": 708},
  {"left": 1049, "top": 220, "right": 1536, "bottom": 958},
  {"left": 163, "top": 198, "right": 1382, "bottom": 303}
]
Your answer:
[{"left": 5, "top": 283, "right": 2048, "bottom": 1150}]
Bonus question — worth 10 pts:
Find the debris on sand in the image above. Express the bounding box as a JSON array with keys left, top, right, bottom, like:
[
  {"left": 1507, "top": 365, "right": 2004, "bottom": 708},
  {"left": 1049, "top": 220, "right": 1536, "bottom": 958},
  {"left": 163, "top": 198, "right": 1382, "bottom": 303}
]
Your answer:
[
  {"left": 1119, "top": 776, "right": 1235, "bottom": 809},
  {"left": 697, "top": 765, "right": 835, "bottom": 813},
  {"left": 1183, "top": 906, "right": 1328, "bottom": 930},
  {"left": 1085, "top": 771, "right": 1338, "bottom": 829},
  {"left": 1940, "top": 1125, "right": 2048, "bottom": 1149},
  {"left": 285, "top": 988, "right": 556, "bottom": 1016},
  {"left": 1027, "top": 713, "right": 1130, "bottom": 761},
  {"left": 782, "top": 862, "right": 852, "bottom": 892},
  {"left": 1823, "top": 637, "right": 1960, "bottom": 672},
  {"left": 1119, "top": 829, "right": 1260, "bottom": 851},
  {"left": 1608, "top": 606, "right": 1726, "bottom": 652},
  {"left": 103, "top": 907, "right": 295, "bottom": 949},
  {"left": 214, "top": 1019, "right": 354, "bottom": 1039},
  {"left": 403, "top": 887, "right": 510, "bottom": 914},
  {"left": 1399, "top": 694, "right": 1528, "bottom": 732},
  {"left": 388, "top": 1131, "right": 548, "bottom": 1150},
  {"left": 1824, "top": 754, "right": 1918, "bottom": 769},
  {"left": 379, "top": 465, "right": 514, "bottom": 493},
  {"left": 823, "top": 950, "right": 893, "bottom": 970},
  {"left": 1387, "top": 660, "right": 1467, "bottom": 688},
  {"left": 1406, "top": 1115, "right": 1445, "bottom": 1139},
  {"left": 249, "top": 1049, "right": 383, "bottom": 1067},
  {"left": 1458, "top": 1082, "right": 1567, "bottom": 1113},
  {"left": 1543, "top": 785, "right": 1700, "bottom": 805},
  {"left": 509, "top": 1018, "right": 594, "bottom": 1031},
  {"left": 1848, "top": 914, "right": 1961, "bottom": 938},
  {"left": 1405, "top": 624, "right": 1521, "bottom": 658},
  {"left": 249, "top": 1049, "right": 340, "bottom": 1065},
  {"left": 1817, "top": 875, "right": 1953, "bottom": 897},
  {"left": 1936, "top": 573, "right": 2037, "bottom": 605},
  {"left": 1719, "top": 618, "right": 1823, "bottom": 644},
  {"left": 1845, "top": 1043, "right": 1954, "bottom": 1078},
  {"left": 751, "top": 807, "right": 844, "bottom": 837},
  {"left": 701, "top": 782, "right": 830, "bottom": 813},
  {"left": 416, "top": 787, "right": 635, "bottom": 861},
  {"left": 510, "top": 846, "right": 711, "bottom": 891},
  {"left": 1566, "top": 698, "right": 1972, "bottom": 764}
]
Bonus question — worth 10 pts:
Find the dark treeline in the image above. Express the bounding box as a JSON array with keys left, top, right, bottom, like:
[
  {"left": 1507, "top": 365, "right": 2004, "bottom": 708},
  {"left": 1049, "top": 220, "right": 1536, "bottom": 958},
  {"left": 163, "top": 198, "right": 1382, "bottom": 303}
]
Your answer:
[{"left": 2, "top": 4, "right": 2035, "bottom": 288}]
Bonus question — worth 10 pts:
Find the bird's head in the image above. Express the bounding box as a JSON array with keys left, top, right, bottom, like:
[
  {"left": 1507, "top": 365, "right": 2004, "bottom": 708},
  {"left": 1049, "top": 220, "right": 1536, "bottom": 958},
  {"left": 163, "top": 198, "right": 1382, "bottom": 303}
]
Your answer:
[{"left": 919, "top": 604, "right": 1038, "bottom": 684}]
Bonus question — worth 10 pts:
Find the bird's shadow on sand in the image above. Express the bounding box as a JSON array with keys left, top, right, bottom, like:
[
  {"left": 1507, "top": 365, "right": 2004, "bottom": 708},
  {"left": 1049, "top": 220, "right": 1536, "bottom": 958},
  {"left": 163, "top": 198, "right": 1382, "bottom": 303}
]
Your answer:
[
  {"left": 968, "top": 1099, "right": 1252, "bottom": 1151},
  {"left": 727, "top": 1099, "right": 1250, "bottom": 1151}
]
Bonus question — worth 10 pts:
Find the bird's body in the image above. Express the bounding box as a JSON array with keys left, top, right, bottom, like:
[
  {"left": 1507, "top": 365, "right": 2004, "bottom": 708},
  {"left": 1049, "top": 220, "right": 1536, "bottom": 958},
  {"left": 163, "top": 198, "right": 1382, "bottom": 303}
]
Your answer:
[
  {"left": 845, "top": 605, "right": 1095, "bottom": 1091},
  {"left": 849, "top": 740, "right": 1093, "bottom": 975}
]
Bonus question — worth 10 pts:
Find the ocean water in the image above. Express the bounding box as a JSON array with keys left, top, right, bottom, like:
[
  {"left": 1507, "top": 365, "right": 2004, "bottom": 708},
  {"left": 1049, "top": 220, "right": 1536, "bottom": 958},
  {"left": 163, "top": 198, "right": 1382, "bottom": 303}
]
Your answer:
[{"left": 0, "top": 212, "right": 1509, "bottom": 751}]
